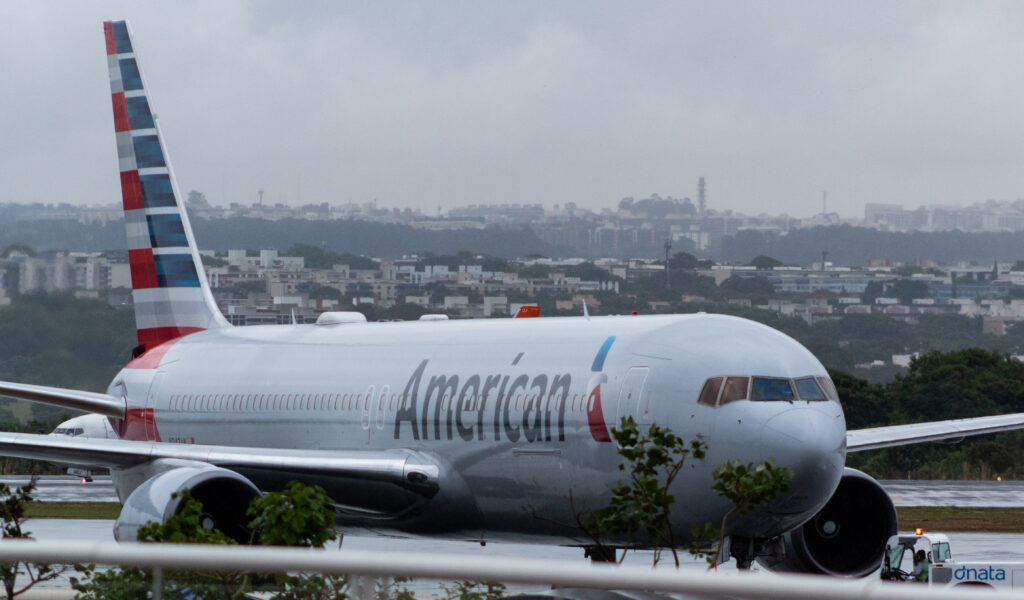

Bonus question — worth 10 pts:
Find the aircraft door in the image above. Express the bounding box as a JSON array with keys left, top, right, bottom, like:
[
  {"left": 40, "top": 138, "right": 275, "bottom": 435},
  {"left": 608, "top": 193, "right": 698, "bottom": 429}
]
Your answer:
[
  {"left": 361, "top": 385, "right": 375, "bottom": 430},
  {"left": 618, "top": 367, "right": 650, "bottom": 426},
  {"left": 375, "top": 385, "right": 389, "bottom": 430},
  {"left": 144, "top": 373, "right": 165, "bottom": 441}
]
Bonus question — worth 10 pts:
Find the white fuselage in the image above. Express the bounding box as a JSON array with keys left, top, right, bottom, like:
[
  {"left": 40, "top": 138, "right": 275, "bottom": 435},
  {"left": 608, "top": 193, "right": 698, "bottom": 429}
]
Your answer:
[{"left": 108, "top": 313, "right": 847, "bottom": 544}]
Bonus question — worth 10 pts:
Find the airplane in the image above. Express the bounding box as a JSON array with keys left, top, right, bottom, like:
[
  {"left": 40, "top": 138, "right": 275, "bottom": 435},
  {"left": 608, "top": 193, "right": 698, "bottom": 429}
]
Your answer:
[{"left": 0, "top": 19, "right": 1022, "bottom": 577}]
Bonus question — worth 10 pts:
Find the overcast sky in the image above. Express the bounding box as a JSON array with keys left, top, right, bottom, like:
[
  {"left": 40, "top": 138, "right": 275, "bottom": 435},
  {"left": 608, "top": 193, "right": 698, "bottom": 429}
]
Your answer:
[{"left": 2, "top": 2, "right": 1024, "bottom": 218}]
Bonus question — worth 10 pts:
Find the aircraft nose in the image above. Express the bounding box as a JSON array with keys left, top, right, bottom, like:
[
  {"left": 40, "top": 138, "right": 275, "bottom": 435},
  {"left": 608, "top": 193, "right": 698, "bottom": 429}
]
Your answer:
[{"left": 760, "top": 407, "right": 845, "bottom": 512}]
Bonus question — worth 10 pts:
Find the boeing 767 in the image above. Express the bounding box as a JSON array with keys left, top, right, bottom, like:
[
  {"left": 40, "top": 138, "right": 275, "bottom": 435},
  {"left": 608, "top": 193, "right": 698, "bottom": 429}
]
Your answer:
[{"left": 0, "top": 20, "right": 1021, "bottom": 577}]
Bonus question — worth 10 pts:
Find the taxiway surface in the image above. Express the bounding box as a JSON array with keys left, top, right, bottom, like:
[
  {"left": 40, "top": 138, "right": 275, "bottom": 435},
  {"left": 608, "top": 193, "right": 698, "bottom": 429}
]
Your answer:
[{"left": 10, "top": 476, "right": 1024, "bottom": 507}]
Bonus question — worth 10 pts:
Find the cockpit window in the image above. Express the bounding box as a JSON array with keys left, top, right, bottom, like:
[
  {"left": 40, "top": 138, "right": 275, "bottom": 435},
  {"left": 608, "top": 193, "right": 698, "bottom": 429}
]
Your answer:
[
  {"left": 719, "top": 377, "right": 749, "bottom": 404},
  {"left": 816, "top": 376, "right": 839, "bottom": 402},
  {"left": 697, "top": 377, "right": 723, "bottom": 407},
  {"left": 794, "top": 377, "right": 827, "bottom": 401},
  {"left": 751, "top": 377, "right": 796, "bottom": 401}
]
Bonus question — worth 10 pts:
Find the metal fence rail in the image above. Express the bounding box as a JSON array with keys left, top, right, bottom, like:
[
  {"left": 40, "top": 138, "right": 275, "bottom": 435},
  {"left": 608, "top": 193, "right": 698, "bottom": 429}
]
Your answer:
[{"left": 0, "top": 539, "right": 1018, "bottom": 600}]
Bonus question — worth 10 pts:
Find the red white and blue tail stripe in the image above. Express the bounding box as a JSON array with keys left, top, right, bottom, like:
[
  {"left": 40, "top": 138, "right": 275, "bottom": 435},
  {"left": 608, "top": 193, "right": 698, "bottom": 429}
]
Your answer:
[{"left": 104, "top": 21, "right": 229, "bottom": 351}]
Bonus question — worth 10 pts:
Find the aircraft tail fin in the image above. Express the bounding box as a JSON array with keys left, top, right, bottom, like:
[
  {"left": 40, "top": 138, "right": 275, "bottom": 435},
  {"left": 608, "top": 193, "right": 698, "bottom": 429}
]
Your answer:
[
  {"left": 104, "top": 21, "right": 229, "bottom": 353},
  {"left": 514, "top": 305, "right": 540, "bottom": 318}
]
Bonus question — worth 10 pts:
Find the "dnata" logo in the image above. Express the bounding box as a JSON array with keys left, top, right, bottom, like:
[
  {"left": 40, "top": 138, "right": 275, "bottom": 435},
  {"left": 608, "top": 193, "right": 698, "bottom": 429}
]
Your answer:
[{"left": 954, "top": 566, "right": 1006, "bottom": 581}]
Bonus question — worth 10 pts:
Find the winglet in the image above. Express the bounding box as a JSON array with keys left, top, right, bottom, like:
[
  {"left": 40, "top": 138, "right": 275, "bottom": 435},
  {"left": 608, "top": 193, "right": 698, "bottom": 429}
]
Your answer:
[
  {"left": 103, "top": 21, "right": 229, "bottom": 353},
  {"left": 514, "top": 305, "right": 540, "bottom": 318}
]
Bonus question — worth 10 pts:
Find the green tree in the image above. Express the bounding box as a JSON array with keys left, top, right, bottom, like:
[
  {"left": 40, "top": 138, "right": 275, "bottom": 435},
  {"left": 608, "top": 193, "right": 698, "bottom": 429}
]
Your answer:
[
  {"left": 748, "top": 255, "right": 782, "bottom": 270},
  {"left": 384, "top": 302, "right": 430, "bottom": 321},
  {"left": 831, "top": 368, "right": 888, "bottom": 430},
  {"left": 668, "top": 252, "right": 712, "bottom": 270},
  {"left": 441, "top": 580, "right": 506, "bottom": 600},
  {"left": 0, "top": 478, "right": 67, "bottom": 598},
  {"left": 248, "top": 481, "right": 337, "bottom": 547},
  {"left": 247, "top": 482, "right": 346, "bottom": 600},
  {"left": 885, "top": 279, "right": 930, "bottom": 305},
  {"left": 74, "top": 483, "right": 350, "bottom": 600},
  {"left": 517, "top": 264, "right": 552, "bottom": 279},
  {"left": 581, "top": 416, "right": 707, "bottom": 566},
  {"left": 719, "top": 275, "right": 777, "bottom": 301},
  {"left": 710, "top": 459, "right": 792, "bottom": 567},
  {"left": 201, "top": 254, "right": 229, "bottom": 267},
  {"left": 286, "top": 243, "right": 377, "bottom": 270},
  {"left": 565, "top": 262, "right": 618, "bottom": 282}
]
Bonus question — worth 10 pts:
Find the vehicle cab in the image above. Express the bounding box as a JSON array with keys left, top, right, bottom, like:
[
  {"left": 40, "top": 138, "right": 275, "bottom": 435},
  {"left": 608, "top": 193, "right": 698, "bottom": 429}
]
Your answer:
[{"left": 881, "top": 531, "right": 952, "bottom": 583}]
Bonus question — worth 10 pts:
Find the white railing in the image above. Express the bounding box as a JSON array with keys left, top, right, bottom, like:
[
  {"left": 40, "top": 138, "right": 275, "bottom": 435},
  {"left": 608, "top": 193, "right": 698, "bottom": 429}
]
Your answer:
[{"left": 0, "top": 540, "right": 1018, "bottom": 600}]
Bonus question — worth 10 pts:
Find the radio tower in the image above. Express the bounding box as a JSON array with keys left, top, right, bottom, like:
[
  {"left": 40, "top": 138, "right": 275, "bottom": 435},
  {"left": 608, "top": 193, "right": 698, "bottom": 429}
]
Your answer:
[{"left": 697, "top": 177, "right": 707, "bottom": 216}]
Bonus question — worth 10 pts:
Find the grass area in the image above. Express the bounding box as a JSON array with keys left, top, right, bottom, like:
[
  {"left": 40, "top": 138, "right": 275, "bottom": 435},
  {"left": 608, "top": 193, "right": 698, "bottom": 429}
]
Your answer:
[
  {"left": 897, "top": 506, "right": 1024, "bottom": 533},
  {"left": 26, "top": 502, "right": 121, "bottom": 520}
]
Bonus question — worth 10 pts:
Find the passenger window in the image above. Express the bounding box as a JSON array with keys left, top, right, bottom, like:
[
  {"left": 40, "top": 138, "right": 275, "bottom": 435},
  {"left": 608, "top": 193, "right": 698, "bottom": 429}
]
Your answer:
[
  {"left": 751, "top": 377, "right": 796, "bottom": 401},
  {"left": 794, "top": 377, "right": 826, "bottom": 401},
  {"left": 698, "top": 377, "right": 723, "bottom": 407},
  {"left": 720, "top": 377, "right": 749, "bottom": 404},
  {"left": 816, "top": 376, "right": 839, "bottom": 402}
]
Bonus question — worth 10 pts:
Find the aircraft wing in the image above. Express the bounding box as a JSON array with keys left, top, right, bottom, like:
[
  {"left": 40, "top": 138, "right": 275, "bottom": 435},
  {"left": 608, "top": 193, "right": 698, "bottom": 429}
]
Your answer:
[
  {"left": 846, "top": 411, "right": 1024, "bottom": 452},
  {"left": 0, "top": 432, "right": 440, "bottom": 498},
  {"left": 0, "top": 381, "right": 124, "bottom": 418}
]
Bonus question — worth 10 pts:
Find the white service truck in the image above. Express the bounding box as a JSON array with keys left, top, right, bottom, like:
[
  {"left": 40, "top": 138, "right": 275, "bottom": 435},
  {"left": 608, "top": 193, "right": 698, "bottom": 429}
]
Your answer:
[{"left": 880, "top": 531, "right": 1024, "bottom": 589}]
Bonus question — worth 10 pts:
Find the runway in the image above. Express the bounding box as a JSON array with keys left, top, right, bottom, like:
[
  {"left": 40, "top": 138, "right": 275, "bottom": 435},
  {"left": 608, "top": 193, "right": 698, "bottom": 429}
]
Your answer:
[
  {"left": 9, "top": 476, "right": 1024, "bottom": 507},
  {"left": 882, "top": 479, "right": 1024, "bottom": 507}
]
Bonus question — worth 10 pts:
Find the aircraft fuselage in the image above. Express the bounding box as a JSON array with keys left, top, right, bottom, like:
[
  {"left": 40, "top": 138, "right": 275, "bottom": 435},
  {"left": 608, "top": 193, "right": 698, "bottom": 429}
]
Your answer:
[{"left": 108, "top": 313, "right": 846, "bottom": 545}]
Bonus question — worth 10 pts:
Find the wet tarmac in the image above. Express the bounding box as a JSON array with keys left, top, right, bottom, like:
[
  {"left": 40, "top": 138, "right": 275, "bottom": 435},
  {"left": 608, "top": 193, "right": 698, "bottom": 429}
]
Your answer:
[
  {"left": 8, "top": 476, "right": 1024, "bottom": 508},
  {"left": 0, "top": 475, "right": 118, "bottom": 503},
  {"left": 882, "top": 479, "right": 1024, "bottom": 507}
]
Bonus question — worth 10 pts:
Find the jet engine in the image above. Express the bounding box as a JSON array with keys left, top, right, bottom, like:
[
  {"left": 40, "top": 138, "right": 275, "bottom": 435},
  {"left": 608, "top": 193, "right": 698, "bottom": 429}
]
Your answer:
[
  {"left": 114, "top": 464, "right": 260, "bottom": 543},
  {"left": 765, "top": 468, "right": 897, "bottom": 577}
]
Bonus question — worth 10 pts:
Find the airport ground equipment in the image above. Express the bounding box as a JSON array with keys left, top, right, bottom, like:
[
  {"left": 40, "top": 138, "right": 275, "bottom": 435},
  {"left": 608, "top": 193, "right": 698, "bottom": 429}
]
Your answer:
[{"left": 881, "top": 530, "right": 1024, "bottom": 590}]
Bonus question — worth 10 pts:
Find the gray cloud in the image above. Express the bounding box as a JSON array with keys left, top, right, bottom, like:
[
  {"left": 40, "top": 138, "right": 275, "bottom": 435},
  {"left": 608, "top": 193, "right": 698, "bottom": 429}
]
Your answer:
[{"left": 2, "top": 1, "right": 1023, "bottom": 218}]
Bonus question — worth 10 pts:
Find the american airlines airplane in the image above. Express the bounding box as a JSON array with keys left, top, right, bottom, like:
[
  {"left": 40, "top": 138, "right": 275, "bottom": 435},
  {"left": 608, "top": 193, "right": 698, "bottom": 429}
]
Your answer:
[{"left": 0, "top": 20, "right": 1022, "bottom": 577}]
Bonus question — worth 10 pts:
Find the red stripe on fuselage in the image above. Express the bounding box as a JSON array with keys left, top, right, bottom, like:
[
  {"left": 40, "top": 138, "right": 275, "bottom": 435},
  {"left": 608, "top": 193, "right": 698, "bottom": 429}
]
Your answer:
[
  {"left": 128, "top": 248, "right": 158, "bottom": 289},
  {"left": 587, "top": 385, "right": 612, "bottom": 442},
  {"left": 122, "top": 408, "right": 161, "bottom": 442},
  {"left": 111, "top": 92, "right": 130, "bottom": 132},
  {"left": 120, "top": 170, "right": 144, "bottom": 210},
  {"left": 103, "top": 22, "right": 117, "bottom": 56},
  {"left": 124, "top": 337, "right": 182, "bottom": 369},
  {"left": 137, "top": 327, "right": 204, "bottom": 349}
]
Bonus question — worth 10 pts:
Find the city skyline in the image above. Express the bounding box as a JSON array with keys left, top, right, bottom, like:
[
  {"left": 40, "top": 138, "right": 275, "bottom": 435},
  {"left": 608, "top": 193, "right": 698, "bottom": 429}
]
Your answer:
[{"left": 4, "top": 3, "right": 1024, "bottom": 217}]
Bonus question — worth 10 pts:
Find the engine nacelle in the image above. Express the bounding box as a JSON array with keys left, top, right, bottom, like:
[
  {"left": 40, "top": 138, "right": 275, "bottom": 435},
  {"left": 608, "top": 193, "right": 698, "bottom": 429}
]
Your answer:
[
  {"left": 114, "top": 464, "right": 260, "bottom": 543},
  {"left": 764, "top": 467, "right": 897, "bottom": 577}
]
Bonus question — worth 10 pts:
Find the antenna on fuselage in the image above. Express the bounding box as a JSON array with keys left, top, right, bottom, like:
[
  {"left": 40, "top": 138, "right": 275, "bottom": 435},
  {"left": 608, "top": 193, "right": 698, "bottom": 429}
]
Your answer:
[
  {"left": 583, "top": 300, "right": 590, "bottom": 320},
  {"left": 290, "top": 308, "right": 297, "bottom": 325}
]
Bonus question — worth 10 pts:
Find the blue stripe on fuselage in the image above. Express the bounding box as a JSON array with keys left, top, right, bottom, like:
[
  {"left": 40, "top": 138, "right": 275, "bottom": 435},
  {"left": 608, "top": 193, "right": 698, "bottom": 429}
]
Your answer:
[{"left": 591, "top": 336, "right": 615, "bottom": 372}]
